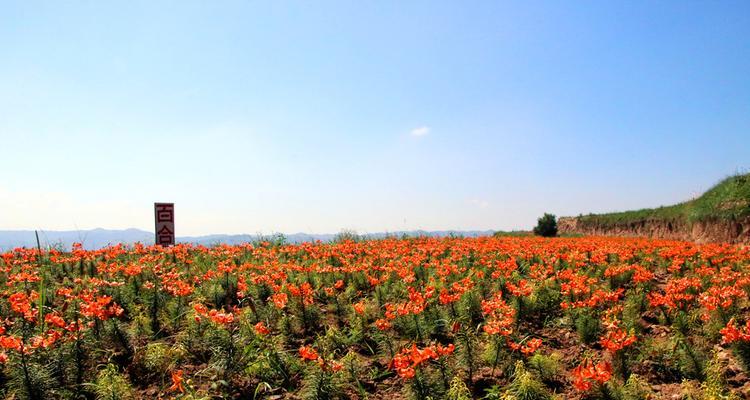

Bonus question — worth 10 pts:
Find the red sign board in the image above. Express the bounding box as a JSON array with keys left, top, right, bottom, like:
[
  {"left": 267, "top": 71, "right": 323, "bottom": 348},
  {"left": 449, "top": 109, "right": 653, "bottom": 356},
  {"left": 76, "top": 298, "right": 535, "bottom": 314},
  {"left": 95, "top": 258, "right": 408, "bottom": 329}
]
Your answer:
[{"left": 154, "top": 203, "right": 175, "bottom": 246}]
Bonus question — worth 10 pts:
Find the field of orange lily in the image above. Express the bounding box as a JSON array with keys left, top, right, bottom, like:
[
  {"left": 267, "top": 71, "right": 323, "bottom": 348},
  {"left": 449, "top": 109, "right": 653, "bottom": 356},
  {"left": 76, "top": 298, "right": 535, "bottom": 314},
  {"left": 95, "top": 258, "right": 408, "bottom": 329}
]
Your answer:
[{"left": 0, "top": 235, "right": 749, "bottom": 399}]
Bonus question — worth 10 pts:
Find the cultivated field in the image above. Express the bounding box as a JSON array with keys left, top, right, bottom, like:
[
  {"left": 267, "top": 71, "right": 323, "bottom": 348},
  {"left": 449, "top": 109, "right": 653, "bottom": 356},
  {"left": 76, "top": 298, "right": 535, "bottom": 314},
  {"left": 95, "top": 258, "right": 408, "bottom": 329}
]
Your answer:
[{"left": 1, "top": 236, "right": 749, "bottom": 399}]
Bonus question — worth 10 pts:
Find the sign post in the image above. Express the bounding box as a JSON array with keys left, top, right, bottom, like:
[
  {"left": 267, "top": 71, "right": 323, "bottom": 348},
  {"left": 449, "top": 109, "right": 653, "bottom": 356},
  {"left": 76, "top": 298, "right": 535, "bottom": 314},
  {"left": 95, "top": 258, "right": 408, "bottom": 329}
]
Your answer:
[{"left": 154, "top": 203, "right": 175, "bottom": 246}]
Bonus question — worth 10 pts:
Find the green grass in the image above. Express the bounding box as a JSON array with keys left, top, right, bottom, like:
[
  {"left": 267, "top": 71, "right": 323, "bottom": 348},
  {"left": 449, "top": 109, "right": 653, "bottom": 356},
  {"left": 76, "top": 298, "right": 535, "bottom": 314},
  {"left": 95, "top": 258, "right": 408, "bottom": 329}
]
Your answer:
[
  {"left": 493, "top": 230, "right": 533, "bottom": 237},
  {"left": 577, "top": 173, "right": 750, "bottom": 227}
]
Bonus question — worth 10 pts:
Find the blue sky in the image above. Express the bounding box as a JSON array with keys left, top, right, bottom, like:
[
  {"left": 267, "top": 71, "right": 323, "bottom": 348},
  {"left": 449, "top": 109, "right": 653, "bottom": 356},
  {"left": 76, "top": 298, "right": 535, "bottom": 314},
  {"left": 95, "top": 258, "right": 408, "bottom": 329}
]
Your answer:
[{"left": 1, "top": 1, "right": 748, "bottom": 235}]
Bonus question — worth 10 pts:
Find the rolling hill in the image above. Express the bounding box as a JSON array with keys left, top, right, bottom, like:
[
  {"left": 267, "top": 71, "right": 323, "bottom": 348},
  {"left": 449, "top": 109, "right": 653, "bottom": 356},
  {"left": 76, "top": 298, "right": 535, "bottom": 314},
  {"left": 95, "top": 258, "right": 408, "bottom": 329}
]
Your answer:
[{"left": 559, "top": 173, "right": 750, "bottom": 243}]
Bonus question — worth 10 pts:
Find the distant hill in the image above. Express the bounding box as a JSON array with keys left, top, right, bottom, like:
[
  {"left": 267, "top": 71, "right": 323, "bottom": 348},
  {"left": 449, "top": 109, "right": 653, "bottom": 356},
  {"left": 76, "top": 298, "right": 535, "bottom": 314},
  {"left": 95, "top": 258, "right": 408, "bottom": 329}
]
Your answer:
[
  {"left": 559, "top": 173, "right": 750, "bottom": 243},
  {"left": 0, "top": 228, "right": 495, "bottom": 250},
  {"left": 0, "top": 228, "right": 153, "bottom": 251},
  {"left": 575, "top": 173, "right": 750, "bottom": 226}
]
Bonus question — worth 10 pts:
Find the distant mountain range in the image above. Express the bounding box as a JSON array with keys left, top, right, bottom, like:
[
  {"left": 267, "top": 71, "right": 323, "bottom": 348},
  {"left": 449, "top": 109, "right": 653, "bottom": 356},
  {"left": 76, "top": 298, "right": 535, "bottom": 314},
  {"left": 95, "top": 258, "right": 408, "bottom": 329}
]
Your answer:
[{"left": 0, "top": 228, "right": 496, "bottom": 250}]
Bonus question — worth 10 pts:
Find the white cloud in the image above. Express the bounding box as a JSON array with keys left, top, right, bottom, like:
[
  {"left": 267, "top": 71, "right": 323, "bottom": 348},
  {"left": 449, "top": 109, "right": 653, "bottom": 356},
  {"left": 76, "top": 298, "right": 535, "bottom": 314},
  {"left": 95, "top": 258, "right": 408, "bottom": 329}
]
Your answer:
[{"left": 410, "top": 126, "right": 430, "bottom": 137}]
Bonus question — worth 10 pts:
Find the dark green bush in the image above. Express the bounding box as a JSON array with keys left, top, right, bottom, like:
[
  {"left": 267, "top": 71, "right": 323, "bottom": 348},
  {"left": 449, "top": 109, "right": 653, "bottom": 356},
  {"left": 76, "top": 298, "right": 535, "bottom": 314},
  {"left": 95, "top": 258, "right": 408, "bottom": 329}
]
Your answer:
[{"left": 533, "top": 213, "right": 558, "bottom": 237}]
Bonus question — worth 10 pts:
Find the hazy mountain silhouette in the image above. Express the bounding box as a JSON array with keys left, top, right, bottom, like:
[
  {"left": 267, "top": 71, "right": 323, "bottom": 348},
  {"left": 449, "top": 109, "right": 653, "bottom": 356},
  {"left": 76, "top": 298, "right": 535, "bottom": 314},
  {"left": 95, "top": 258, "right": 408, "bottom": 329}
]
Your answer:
[
  {"left": 0, "top": 228, "right": 495, "bottom": 250},
  {"left": 0, "top": 228, "right": 154, "bottom": 251}
]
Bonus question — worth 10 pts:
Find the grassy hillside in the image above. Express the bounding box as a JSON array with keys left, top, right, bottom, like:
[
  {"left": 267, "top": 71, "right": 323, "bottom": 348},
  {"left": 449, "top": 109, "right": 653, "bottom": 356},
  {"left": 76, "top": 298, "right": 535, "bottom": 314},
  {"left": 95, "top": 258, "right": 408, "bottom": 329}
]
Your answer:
[{"left": 577, "top": 173, "right": 750, "bottom": 226}]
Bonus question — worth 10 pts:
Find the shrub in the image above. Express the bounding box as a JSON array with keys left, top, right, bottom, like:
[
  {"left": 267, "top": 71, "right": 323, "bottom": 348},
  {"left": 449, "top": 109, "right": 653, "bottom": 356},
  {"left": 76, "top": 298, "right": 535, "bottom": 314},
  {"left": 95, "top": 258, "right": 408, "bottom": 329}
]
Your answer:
[
  {"left": 301, "top": 363, "right": 344, "bottom": 400},
  {"left": 527, "top": 283, "right": 562, "bottom": 323},
  {"left": 575, "top": 312, "right": 601, "bottom": 345},
  {"left": 334, "top": 230, "right": 360, "bottom": 243},
  {"left": 143, "top": 342, "right": 184, "bottom": 374},
  {"left": 527, "top": 353, "right": 561, "bottom": 382},
  {"left": 91, "top": 364, "right": 135, "bottom": 400},
  {"left": 731, "top": 341, "right": 750, "bottom": 372},
  {"left": 456, "top": 326, "right": 479, "bottom": 384},
  {"left": 501, "top": 361, "right": 552, "bottom": 400},
  {"left": 673, "top": 334, "right": 707, "bottom": 380},
  {"left": 533, "top": 214, "right": 558, "bottom": 237},
  {"left": 7, "top": 360, "right": 55, "bottom": 400},
  {"left": 446, "top": 376, "right": 472, "bottom": 400},
  {"left": 622, "top": 374, "right": 655, "bottom": 399}
]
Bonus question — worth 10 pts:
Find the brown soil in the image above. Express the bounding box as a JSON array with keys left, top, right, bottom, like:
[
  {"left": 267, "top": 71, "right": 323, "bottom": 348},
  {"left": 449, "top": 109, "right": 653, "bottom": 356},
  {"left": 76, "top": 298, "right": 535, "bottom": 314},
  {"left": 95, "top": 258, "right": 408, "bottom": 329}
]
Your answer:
[{"left": 558, "top": 217, "right": 750, "bottom": 244}]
